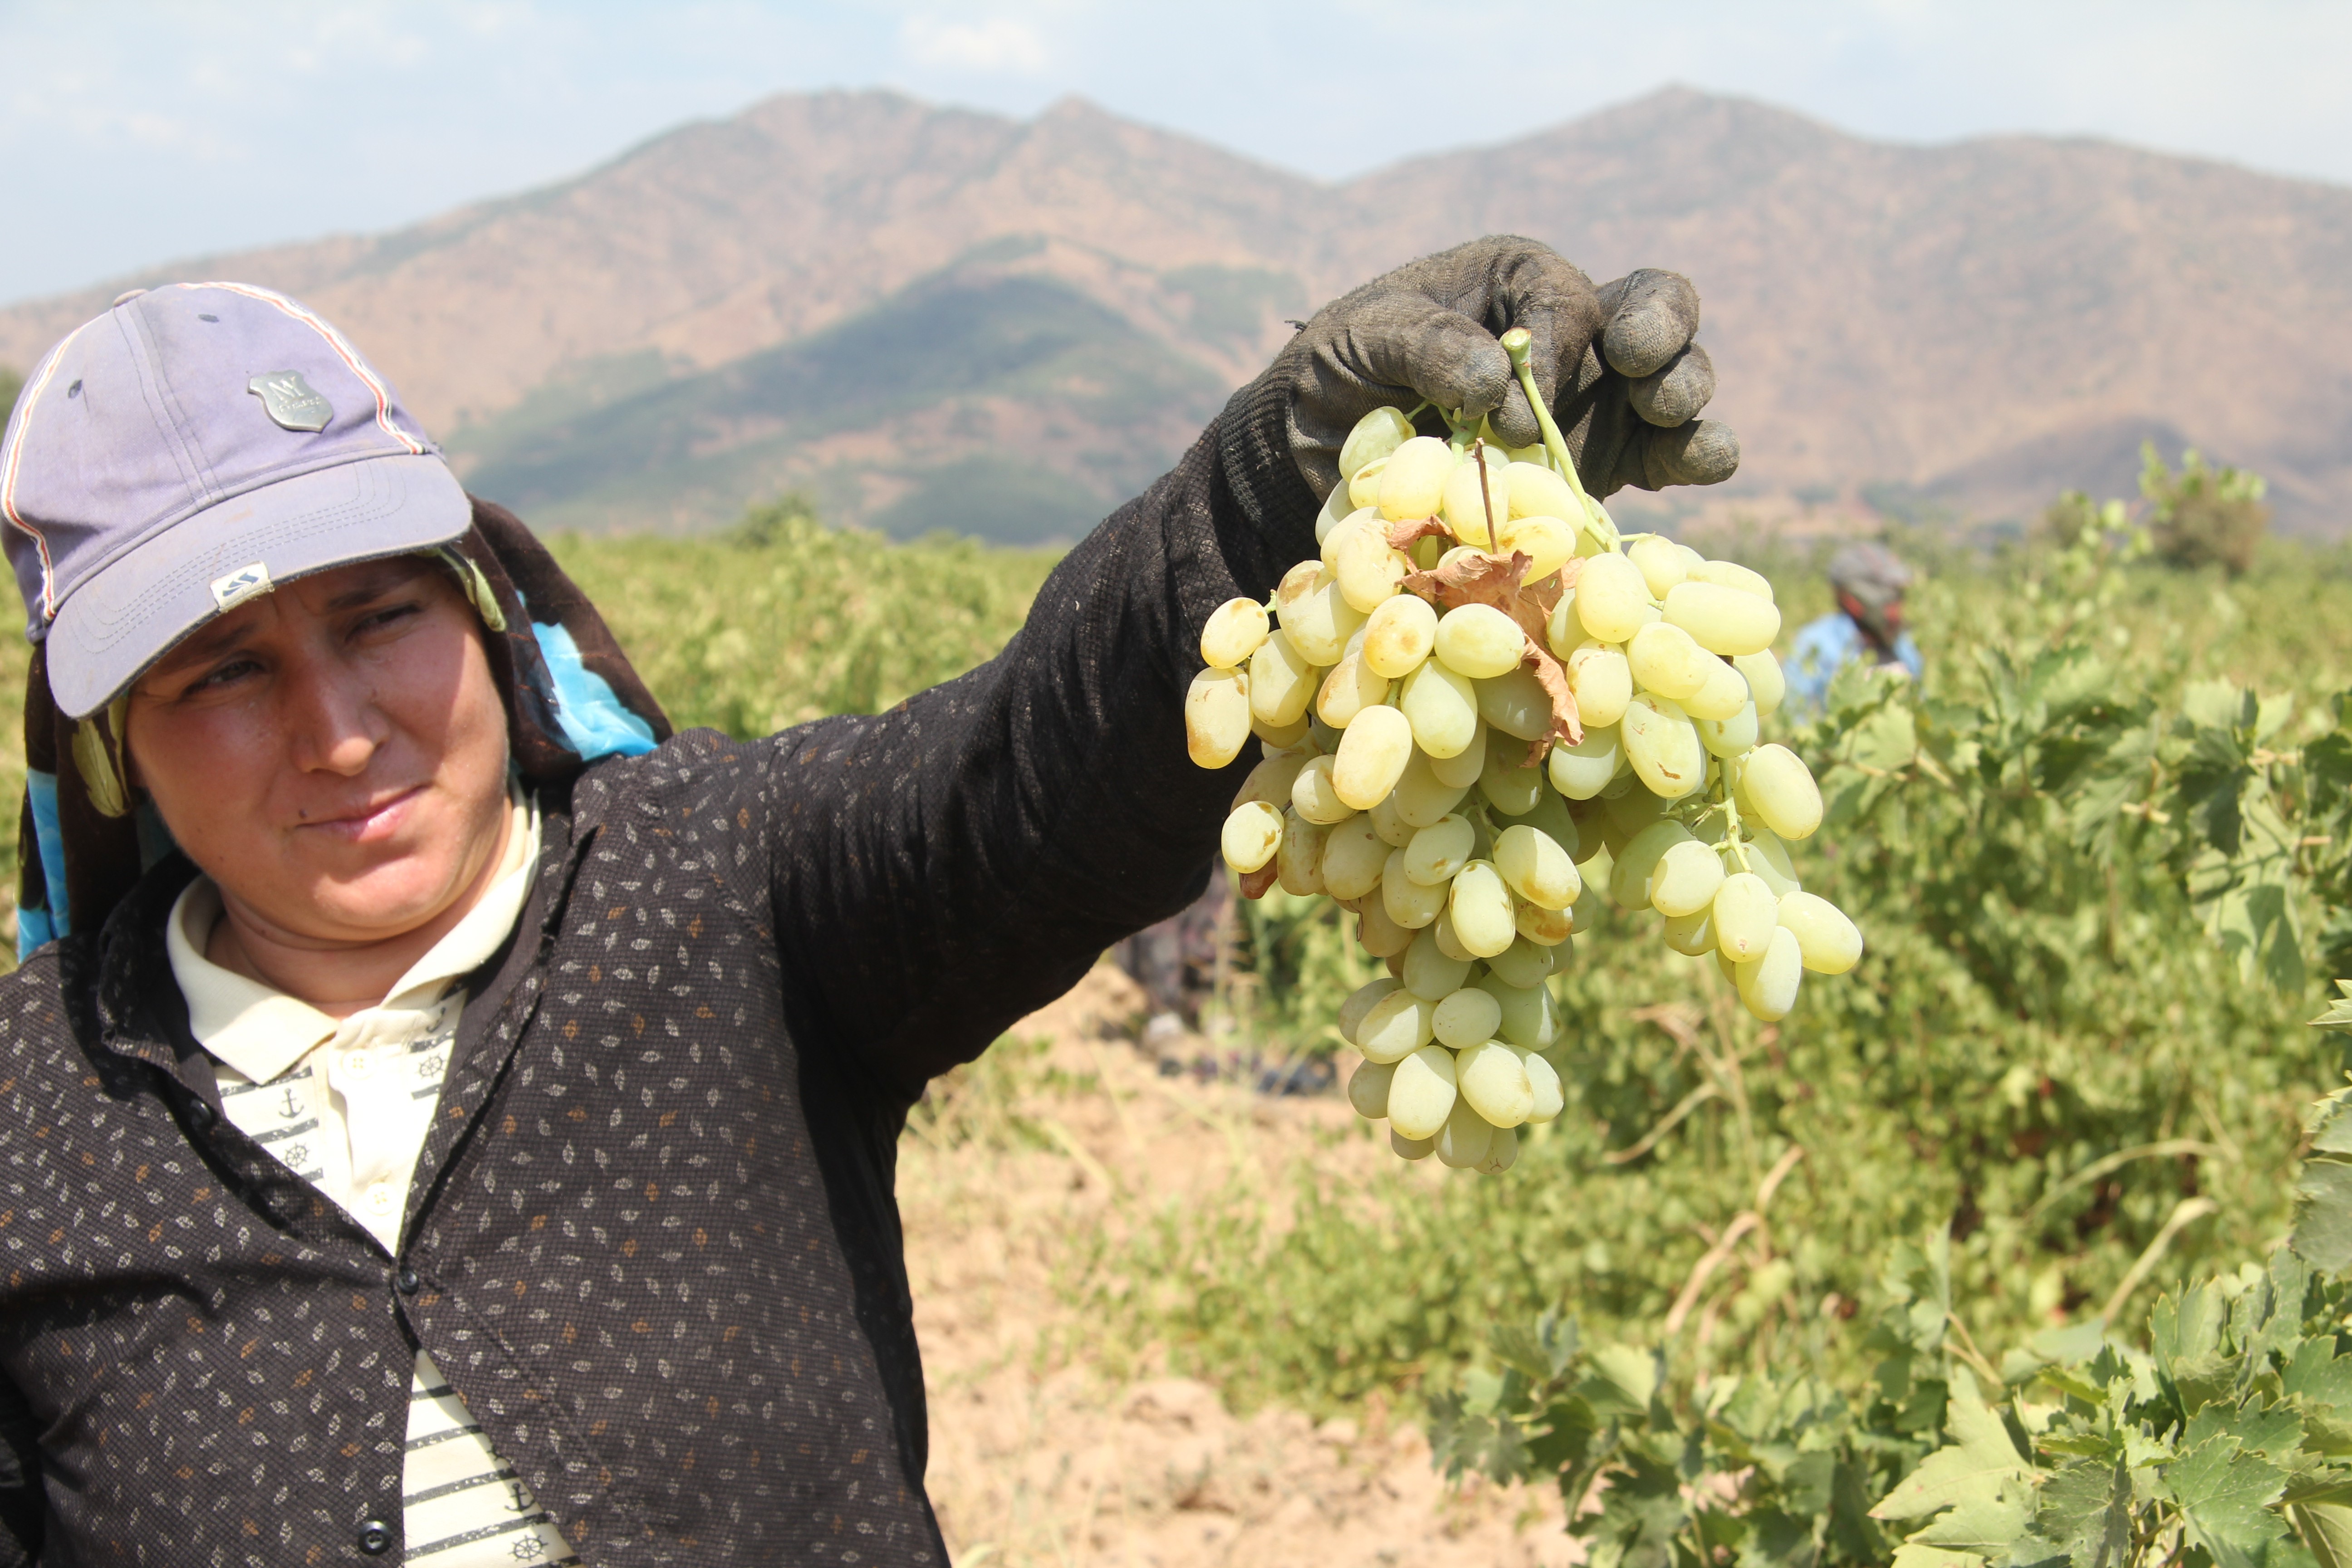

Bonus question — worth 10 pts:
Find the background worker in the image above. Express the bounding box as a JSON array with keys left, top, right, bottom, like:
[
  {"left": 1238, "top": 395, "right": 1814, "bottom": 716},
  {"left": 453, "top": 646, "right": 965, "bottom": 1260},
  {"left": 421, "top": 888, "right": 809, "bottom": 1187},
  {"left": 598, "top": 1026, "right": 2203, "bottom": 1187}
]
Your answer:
[
  {"left": 1786, "top": 539, "right": 1924, "bottom": 714},
  {"left": 0, "top": 238, "right": 1735, "bottom": 1564}
]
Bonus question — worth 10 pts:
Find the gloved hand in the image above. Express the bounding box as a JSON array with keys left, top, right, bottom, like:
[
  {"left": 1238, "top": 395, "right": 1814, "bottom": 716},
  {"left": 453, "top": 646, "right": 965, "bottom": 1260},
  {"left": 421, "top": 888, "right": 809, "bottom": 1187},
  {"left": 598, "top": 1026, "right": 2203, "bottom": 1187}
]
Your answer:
[{"left": 1220, "top": 235, "right": 1738, "bottom": 529}]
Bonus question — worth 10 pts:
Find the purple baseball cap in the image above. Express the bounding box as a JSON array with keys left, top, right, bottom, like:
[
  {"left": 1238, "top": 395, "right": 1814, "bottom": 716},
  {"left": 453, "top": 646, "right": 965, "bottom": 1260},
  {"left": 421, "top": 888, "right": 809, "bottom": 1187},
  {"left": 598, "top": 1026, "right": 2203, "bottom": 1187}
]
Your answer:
[{"left": 0, "top": 281, "right": 471, "bottom": 718}]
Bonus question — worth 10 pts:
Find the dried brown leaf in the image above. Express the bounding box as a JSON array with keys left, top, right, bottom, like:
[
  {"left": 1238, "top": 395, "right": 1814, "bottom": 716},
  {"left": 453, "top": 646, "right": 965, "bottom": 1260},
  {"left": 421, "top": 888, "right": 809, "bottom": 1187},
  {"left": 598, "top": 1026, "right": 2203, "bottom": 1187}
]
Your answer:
[
  {"left": 1520, "top": 639, "right": 1584, "bottom": 765},
  {"left": 1386, "top": 517, "right": 1455, "bottom": 552}
]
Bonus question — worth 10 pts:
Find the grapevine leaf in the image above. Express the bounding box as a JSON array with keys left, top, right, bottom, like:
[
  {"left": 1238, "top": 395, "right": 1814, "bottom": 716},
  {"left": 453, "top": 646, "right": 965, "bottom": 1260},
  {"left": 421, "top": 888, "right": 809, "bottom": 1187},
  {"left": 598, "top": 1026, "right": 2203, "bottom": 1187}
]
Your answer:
[
  {"left": 1887, "top": 1544, "right": 1983, "bottom": 1568},
  {"left": 1736, "top": 1507, "right": 1820, "bottom": 1568},
  {"left": 2293, "top": 1161, "right": 2352, "bottom": 1274},
  {"left": 1583, "top": 1344, "right": 1663, "bottom": 1419},
  {"left": 2311, "top": 986, "right": 2352, "bottom": 1039},
  {"left": 1519, "top": 639, "right": 1584, "bottom": 762},
  {"left": 1586, "top": 1448, "right": 1691, "bottom": 1568},
  {"left": 2293, "top": 1502, "right": 2352, "bottom": 1568},
  {"left": 1492, "top": 1322, "right": 1557, "bottom": 1383},
  {"left": 2019, "top": 1457, "right": 2132, "bottom": 1568},
  {"left": 1525, "top": 1393, "right": 1600, "bottom": 1476},
  {"left": 1385, "top": 517, "right": 1454, "bottom": 552},
  {"left": 1872, "top": 1372, "right": 2034, "bottom": 1522},
  {"left": 2164, "top": 1435, "right": 2289, "bottom": 1568}
]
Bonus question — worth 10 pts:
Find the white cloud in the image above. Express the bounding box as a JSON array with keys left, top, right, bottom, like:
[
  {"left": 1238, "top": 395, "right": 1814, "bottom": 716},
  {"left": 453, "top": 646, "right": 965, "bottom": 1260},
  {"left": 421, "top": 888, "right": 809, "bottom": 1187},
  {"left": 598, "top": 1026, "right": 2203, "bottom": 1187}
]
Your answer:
[{"left": 899, "top": 14, "right": 1051, "bottom": 74}]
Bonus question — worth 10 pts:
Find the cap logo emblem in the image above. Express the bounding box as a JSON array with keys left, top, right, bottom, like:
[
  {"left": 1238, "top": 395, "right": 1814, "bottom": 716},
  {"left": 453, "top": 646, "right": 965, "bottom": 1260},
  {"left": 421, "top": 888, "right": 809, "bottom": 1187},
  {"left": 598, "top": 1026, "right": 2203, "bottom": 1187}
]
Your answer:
[
  {"left": 246, "top": 370, "right": 332, "bottom": 432},
  {"left": 211, "top": 562, "right": 273, "bottom": 612}
]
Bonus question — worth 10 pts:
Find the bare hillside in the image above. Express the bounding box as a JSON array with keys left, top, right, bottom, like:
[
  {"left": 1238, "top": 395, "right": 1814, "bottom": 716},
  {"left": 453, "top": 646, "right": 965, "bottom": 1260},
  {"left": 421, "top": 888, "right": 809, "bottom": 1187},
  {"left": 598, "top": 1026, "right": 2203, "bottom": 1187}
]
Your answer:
[{"left": 6, "top": 87, "right": 2346, "bottom": 536}]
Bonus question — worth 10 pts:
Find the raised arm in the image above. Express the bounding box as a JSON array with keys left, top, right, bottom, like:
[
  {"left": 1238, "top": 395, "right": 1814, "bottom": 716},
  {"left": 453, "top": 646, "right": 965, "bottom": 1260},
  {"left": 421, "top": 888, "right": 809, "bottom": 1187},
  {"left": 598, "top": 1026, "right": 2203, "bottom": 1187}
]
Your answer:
[{"left": 760, "top": 237, "right": 1740, "bottom": 1102}]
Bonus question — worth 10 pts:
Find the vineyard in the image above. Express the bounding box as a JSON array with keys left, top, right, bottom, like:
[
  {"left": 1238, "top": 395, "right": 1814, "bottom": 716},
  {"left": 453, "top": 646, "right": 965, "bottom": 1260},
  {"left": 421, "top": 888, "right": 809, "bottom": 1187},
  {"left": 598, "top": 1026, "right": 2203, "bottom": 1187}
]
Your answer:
[{"left": 7, "top": 483, "right": 2352, "bottom": 1563}]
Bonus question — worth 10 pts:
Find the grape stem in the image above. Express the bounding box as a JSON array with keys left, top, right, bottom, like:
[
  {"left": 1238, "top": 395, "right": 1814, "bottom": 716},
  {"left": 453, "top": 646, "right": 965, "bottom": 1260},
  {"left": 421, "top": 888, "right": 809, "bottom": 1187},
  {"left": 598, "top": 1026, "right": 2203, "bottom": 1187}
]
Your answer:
[
  {"left": 1714, "top": 754, "right": 1756, "bottom": 874},
  {"left": 1499, "top": 327, "right": 1618, "bottom": 554}
]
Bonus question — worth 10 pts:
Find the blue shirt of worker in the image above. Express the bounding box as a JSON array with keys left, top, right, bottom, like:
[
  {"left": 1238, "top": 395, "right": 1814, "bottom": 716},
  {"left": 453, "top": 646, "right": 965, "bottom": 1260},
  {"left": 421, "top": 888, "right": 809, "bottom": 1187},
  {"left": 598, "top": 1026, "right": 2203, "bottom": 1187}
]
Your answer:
[{"left": 1785, "top": 611, "right": 1922, "bottom": 716}]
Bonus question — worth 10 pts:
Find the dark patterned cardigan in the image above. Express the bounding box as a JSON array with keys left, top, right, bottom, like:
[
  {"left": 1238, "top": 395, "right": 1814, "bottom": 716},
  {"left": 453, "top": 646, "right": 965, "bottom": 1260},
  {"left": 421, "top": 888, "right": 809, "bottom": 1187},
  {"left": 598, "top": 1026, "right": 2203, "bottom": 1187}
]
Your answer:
[{"left": 0, "top": 412, "right": 1314, "bottom": 1565}]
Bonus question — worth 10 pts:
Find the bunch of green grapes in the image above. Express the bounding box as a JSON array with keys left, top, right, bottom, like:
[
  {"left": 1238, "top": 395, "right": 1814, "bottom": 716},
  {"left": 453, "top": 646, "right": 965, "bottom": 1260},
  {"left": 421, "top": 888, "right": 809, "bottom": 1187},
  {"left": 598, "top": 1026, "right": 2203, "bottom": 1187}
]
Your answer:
[{"left": 1182, "top": 330, "right": 1862, "bottom": 1175}]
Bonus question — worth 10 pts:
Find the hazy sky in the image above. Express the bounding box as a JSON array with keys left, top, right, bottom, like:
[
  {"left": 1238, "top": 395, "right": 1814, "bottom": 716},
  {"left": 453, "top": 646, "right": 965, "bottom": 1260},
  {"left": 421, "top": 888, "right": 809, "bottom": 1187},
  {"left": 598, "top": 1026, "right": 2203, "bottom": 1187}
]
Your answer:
[{"left": 5, "top": 0, "right": 2348, "bottom": 306}]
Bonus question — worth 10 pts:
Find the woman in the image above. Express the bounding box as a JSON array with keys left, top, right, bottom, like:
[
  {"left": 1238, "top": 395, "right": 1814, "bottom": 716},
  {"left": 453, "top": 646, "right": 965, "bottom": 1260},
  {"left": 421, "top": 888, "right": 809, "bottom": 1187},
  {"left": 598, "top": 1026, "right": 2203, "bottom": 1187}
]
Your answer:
[{"left": 0, "top": 239, "right": 1733, "bottom": 1564}]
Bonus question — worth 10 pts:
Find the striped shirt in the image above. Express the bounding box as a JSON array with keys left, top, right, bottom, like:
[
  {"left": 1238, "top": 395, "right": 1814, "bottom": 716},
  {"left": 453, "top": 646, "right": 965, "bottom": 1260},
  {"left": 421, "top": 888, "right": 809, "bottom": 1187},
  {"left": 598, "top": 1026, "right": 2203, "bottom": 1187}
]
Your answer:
[{"left": 165, "top": 792, "right": 580, "bottom": 1566}]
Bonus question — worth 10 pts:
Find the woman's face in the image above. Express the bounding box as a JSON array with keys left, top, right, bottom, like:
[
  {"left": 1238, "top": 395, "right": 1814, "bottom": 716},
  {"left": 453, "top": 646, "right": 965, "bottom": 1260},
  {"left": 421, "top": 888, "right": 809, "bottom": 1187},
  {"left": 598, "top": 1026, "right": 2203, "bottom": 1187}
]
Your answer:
[{"left": 122, "top": 556, "right": 513, "bottom": 949}]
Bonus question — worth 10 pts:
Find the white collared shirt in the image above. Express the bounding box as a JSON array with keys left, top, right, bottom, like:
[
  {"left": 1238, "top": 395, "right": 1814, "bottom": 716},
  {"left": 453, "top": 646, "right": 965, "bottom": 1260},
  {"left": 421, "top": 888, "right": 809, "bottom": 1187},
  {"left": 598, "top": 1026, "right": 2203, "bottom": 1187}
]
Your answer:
[{"left": 166, "top": 791, "right": 580, "bottom": 1567}]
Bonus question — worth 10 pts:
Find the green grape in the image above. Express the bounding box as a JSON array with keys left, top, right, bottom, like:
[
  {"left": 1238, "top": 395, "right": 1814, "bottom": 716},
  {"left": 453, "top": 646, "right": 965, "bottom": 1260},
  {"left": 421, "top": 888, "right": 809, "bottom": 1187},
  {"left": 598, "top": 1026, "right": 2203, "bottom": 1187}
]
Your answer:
[
  {"left": 1331, "top": 703, "right": 1414, "bottom": 809},
  {"left": 1289, "top": 753, "right": 1357, "bottom": 825},
  {"left": 1250, "top": 710, "right": 1310, "bottom": 749},
  {"left": 1314, "top": 483, "right": 1355, "bottom": 544},
  {"left": 1277, "top": 812, "right": 1330, "bottom": 896},
  {"left": 1515, "top": 901, "right": 1574, "bottom": 946},
  {"left": 1433, "top": 986, "right": 1504, "bottom": 1049},
  {"left": 1695, "top": 701, "right": 1758, "bottom": 758},
  {"left": 1220, "top": 801, "right": 1284, "bottom": 873},
  {"left": 1430, "top": 722, "right": 1489, "bottom": 788},
  {"left": 1362, "top": 594, "right": 1437, "bottom": 678},
  {"left": 1232, "top": 748, "right": 1309, "bottom": 809},
  {"left": 1548, "top": 724, "right": 1624, "bottom": 800},
  {"left": 1686, "top": 559, "right": 1773, "bottom": 602},
  {"left": 1387, "top": 1044, "right": 1459, "bottom": 1139},
  {"left": 1626, "top": 621, "right": 1712, "bottom": 702},
  {"left": 1517, "top": 785, "right": 1581, "bottom": 862},
  {"left": 1735, "top": 925, "right": 1803, "bottom": 1021},
  {"left": 1404, "top": 814, "right": 1475, "bottom": 885},
  {"left": 1494, "top": 514, "right": 1575, "bottom": 583},
  {"left": 1402, "top": 926, "right": 1475, "bottom": 1002},
  {"left": 1398, "top": 660, "right": 1480, "bottom": 760},
  {"left": 1504, "top": 461, "right": 1576, "bottom": 522},
  {"left": 1575, "top": 552, "right": 1653, "bottom": 643},
  {"left": 1611, "top": 819, "right": 1694, "bottom": 910},
  {"left": 1484, "top": 936, "right": 1557, "bottom": 990},
  {"left": 1434, "top": 603, "right": 1526, "bottom": 679},
  {"left": 1476, "top": 1125, "right": 1520, "bottom": 1176},
  {"left": 1742, "top": 827, "right": 1803, "bottom": 897},
  {"left": 1475, "top": 666, "right": 1552, "bottom": 741},
  {"left": 1390, "top": 1128, "right": 1436, "bottom": 1161},
  {"left": 1778, "top": 891, "right": 1863, "bottom": 973},
  {"left": 1621, "top": 692, "right": 1706, "bottom": 800},
  {"left": 1357, "top": 991, "right": 1439, "bottom": 1066},
  {"left": 1369, "top": 792, "right": 1415, "bottom": 847},
  {"left": 1495, "top": 823, "right": 1578, "bottom": 909},
  {"left": 1247, "top": 627, "right": 1315, "bottom": 727},
  {"left": 1320, "top": 815, "right": 1391, "bottom": 901},
  {"left": 1566, "top": 875, "right": 1606, "bottom": 935},
  {"left": 1431, "top": 908, "right": 1474, "bottom": 963},
  {"left": 1448, "top": 861, "right": 1518, "bottom": 958},
  {"left": 1458, "top": 1039, "right": 1534, "bottom": 1127},
  {"left": 1338, "top": 976, "right": 1404, "bottom": 1043},
  {"left": 1743, "top": 744, "right": 1823, "bottom": 839},
  {"left": 1315, "top": 649, "right": 1390, "bottom": 729},
  {"left": 1627, "top": 534, "right": 1691, "bottom": 598},
  {"left": 1440, "top": 457, "right": 1509, "bottom": 549},
  {"left": 1377, "top": 436, "right": 1458, "bottom": 522},
  {"left": 1521, "top": 1051, "right": 1563, "bottom": 1122},
  {"left": 1649, "top": 838, "right": 1727, "bottom": 919},
  {"left": 1565, "top": 640, "right": 1632, "bottom": 728},
  {"left": 1355, "top": 898, "right": 1414, "bottom": 958},
  {"left": 1381, "top": 847, "right": 1449, "bottom": 928},
  {"left": 1682, "top": 656, "right": 1749, "bottom": 721},
  {"left": 1479, "top": 740, "right": 1544, "bottom": 816},
  {"left": 1185, "top": 666, "right": 1253, "bottom": 767},
  {"left": 1339, "top": 405, "right": 1416, "bottom": 480},
  {"left": 1713, "top": 871, "right": 1779, "bottom": 961},
  {"left": 1346, "top": 1056, "right": 1396, "bottom": 1119},
  {"left": 1475, "top": 971, "right": 1554, "bottom": 1049},
  {"left": 1391, "top": 746, "right": 1471, "bottom": 827},
  {"left": 1435, "top": 1098, "right": 1497, "bottom": 1169},
  {"left": 1663, "top": 580, "right": 1782, "bottom": 657},
  {"left": 1346, "top": 456, "right": 1389, "bottom": 511},
  {"left": 1200, "top": 597, "right": 1270, "bottom": 669},
  {"left": 1661, "top": 903, "right": 1718, "bottom": 956},
  {"left": 1335, "top": 524, "right": 1409, "bottom": 614},
  {"left": 1735, "top": 650, "right": 1786, "bottom": 718},
  {"left": 1282, "top": 574, "right": 1367, "bottom": 666}
]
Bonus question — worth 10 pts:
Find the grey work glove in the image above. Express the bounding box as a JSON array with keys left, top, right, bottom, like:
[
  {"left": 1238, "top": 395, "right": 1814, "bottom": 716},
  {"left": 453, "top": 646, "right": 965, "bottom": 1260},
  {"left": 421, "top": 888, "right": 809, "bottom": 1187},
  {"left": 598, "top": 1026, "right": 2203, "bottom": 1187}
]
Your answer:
[{"left": 1220, "top": 235, "right": 1738, "bottom": 530}]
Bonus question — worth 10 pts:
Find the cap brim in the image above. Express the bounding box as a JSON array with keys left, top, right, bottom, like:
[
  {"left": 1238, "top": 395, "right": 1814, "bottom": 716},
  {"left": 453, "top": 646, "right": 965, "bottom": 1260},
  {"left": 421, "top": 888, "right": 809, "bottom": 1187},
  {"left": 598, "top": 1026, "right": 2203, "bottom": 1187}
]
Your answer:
[{"left": 45, "top": 453, "right": 472, "bottom": 719}]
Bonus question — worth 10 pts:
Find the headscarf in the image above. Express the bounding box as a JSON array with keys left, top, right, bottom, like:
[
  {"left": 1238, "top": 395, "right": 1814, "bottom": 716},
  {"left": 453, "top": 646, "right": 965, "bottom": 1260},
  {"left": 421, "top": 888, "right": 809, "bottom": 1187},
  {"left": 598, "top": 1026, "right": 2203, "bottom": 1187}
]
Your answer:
[
  {"left": 1827, "top": 540, "right": 1915, "bottom": 651},
  {"left": 14, "top": 496, "right": 672, "bottom": 960}
]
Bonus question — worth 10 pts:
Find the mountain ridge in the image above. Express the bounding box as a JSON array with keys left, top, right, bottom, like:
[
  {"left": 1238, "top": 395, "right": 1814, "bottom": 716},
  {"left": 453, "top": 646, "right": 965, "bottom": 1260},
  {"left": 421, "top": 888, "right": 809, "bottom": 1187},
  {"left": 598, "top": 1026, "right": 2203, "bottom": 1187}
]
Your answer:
[{"left": 6, "top": 86, "right": 2347, "bottom": 538}]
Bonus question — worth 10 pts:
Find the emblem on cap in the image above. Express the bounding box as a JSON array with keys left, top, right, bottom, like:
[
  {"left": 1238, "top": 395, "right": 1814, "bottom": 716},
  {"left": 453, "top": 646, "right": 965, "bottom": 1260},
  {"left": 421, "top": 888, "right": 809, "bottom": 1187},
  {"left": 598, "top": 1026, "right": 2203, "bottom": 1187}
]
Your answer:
[
  {"left": 211, "top": 562, "right": 274, "bottom": 613},
  {"left": 246, "top": 370, "right": 333, "bottom": 433}
]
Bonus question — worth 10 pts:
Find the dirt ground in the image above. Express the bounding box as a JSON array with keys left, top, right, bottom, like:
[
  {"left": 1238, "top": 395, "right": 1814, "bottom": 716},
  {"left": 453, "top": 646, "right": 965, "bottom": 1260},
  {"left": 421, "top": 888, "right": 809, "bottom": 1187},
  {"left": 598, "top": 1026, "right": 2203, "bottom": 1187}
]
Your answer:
[{"left": 901, "top": 963, "right": 1579, "bottom": 1568}]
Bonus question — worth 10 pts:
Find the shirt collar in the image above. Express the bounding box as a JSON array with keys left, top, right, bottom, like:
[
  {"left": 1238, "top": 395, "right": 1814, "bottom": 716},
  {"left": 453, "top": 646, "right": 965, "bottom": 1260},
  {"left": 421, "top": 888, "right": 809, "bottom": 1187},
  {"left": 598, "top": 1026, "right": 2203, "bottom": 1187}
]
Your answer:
[{"left": 166, "top": 789, "right": 543, "bottom": 1085}]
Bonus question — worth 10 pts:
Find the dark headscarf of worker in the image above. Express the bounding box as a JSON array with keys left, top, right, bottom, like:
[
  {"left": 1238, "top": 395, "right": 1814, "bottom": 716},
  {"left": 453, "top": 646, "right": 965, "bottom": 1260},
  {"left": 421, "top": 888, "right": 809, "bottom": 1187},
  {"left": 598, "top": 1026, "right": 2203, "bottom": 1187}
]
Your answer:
[{"left": 0, "top": 283, "right": 671, "bottom": 960}]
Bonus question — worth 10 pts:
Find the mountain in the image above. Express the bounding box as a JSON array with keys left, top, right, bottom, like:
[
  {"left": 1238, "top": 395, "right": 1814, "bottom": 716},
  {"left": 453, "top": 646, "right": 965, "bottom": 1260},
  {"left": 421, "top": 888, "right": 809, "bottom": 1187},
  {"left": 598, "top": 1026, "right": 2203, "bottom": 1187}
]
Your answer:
[{"left": 5, "top": 88, "right": 2348, "bottom": 539}]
